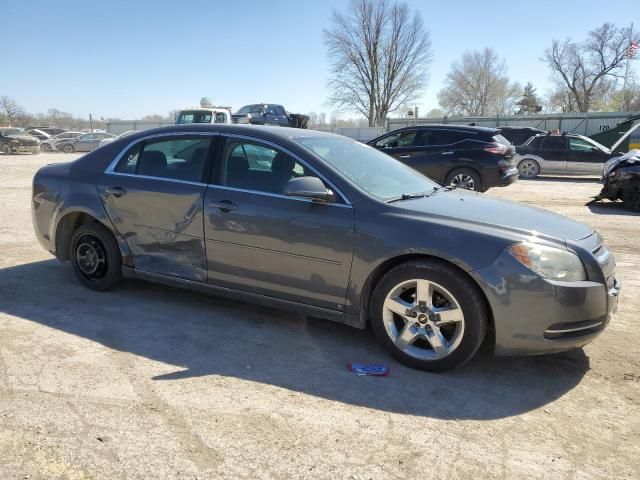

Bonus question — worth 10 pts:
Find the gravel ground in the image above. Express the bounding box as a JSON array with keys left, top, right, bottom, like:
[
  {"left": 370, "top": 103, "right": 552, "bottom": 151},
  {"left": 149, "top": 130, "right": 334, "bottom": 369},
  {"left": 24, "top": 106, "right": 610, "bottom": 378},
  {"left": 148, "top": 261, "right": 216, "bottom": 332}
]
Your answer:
[{"left": 0, "top": 152, "right": 638, "bottom": 479}]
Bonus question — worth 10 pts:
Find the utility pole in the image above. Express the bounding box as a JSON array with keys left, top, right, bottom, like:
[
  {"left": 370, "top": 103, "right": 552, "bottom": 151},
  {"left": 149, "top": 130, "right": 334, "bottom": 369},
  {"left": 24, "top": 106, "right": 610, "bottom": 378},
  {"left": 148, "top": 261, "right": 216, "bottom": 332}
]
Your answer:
[
  {"left": 414, "top": 106, "right": 419, "bottom": 126},
  {"left": 89, "top": 113, "right": 94, "bottom": 131}
]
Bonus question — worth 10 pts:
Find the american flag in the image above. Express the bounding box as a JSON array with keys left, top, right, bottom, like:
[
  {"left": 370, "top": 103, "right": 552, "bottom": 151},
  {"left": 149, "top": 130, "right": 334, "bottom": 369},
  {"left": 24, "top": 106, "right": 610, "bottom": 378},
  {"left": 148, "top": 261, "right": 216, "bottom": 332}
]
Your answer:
[{"left": 629, "top": 41, "right": 639, "bottom": 59}]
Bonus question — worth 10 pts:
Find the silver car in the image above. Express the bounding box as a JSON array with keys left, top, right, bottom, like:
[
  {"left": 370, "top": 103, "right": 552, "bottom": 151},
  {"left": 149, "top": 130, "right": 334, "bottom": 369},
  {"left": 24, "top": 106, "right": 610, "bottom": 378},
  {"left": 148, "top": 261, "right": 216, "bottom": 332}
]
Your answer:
[
  {"left": 40, "top": 131, "right": 83, "bottom": 152},
  {"left": 56, "top": 132, "right": 115, "bottom": 153},
  {"left": 31, "top": 125, "right": 620, "bottom": 371}
]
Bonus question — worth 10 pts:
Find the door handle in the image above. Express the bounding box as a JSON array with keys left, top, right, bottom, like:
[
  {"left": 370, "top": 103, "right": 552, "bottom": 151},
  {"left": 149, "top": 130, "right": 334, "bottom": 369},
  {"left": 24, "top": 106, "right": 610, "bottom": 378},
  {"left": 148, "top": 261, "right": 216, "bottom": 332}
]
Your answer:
[
  {"left": 104, "top": 186, "right": 127, "bottom": 197},
  {"left": 441, "top": 151, "right": 454, "bottom": 155},
  {"left": 399, "top": 154, "right": 411, "bottom": 158},
  {"left": 209, "top": 200, "right": 238, "bottom": 212}
]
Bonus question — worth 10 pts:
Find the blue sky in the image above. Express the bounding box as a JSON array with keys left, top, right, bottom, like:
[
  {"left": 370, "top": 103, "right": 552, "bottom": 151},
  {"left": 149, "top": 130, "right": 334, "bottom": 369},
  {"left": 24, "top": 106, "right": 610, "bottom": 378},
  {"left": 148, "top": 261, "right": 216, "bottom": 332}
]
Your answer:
[{"left": 3, "top": 0, "right": 637, "bottom": 120}]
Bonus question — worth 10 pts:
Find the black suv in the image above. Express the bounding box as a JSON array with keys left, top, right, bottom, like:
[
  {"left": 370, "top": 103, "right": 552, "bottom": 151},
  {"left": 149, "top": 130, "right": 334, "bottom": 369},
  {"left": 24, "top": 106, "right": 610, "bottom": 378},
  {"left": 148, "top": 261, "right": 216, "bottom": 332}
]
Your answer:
[{"left": 368, "top": 125, "right": 517, "bottom": 192}]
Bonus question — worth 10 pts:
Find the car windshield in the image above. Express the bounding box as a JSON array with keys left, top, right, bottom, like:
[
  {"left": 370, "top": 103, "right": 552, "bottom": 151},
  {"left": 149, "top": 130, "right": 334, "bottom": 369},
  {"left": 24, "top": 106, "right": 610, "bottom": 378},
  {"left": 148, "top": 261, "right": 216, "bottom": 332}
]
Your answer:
[
  {"left": 293, "top": 136, "right": 439, "bottom": 200},
  {"left": 236, "top": 104, "right": 264, "bottom": 115},
  {"left": 3, "top": 128, "right": 25, "bottom": 137}
]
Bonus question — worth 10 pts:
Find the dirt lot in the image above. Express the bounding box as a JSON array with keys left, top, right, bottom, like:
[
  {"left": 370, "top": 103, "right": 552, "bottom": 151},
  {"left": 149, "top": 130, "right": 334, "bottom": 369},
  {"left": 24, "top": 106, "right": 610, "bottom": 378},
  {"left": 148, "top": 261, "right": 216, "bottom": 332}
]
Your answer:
[{"left": 0, "top": 152, "right": 638, "bottom": 480}]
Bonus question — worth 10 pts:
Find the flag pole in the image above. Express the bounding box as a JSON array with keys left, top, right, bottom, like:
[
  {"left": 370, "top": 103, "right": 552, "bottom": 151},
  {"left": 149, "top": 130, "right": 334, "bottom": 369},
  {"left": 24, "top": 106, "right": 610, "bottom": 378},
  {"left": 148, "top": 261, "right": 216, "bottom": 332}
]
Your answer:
[{"left": 621, "top": 22, "right": 634, "bottom": 111}]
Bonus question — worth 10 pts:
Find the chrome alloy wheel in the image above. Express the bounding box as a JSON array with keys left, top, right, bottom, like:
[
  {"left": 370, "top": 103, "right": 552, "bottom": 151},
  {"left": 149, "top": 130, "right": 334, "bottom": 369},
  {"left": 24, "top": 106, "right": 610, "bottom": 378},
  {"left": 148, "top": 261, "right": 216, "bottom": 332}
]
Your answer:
[
  {"left": 518, "top": 160, "right": 539, "bottom": 178},
  {"left": 450, "top": 173, "right": 476, "bottom": 190},
  {"left": 382, "top": 279, "right": 465, "bottom": 360}
]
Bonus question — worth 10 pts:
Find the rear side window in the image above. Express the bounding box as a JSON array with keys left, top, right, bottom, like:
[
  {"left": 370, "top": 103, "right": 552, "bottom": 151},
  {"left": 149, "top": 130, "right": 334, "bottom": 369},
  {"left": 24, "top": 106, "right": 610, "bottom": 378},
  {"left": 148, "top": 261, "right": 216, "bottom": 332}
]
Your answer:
[
  {"left": 114, "top": 137, "right": 211, "bottom": 182},
  {"left": 541, "top": 136, "right": 566, "bottom": 150},
  {"left": 492, "top": 134, "right": 511, "bottom": 146},
  {"left": 429, "top": 130, "right": 472, "bottom": 146}
]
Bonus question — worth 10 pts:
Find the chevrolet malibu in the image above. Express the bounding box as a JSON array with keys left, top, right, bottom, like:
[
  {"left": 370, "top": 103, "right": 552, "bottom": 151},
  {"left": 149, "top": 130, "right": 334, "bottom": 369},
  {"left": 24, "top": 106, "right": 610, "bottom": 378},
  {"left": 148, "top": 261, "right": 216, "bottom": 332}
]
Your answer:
[{"left": 31, "top": 125, "right": 620, "bottom": 371}]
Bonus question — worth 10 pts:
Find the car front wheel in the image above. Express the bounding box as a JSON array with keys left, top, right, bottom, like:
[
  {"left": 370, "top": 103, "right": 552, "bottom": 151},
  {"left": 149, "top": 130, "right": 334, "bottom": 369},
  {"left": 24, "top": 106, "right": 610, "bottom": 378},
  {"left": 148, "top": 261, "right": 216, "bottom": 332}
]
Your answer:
[
  {"left": 623, "top": 181, "right": 640, "bottom": 212},
  {"left": 70, "top": 223, "right": 122, "bottom": 291},
  {"left": 370, "top": 260, "right": 488, "bottom": 372},
  {"left": 2, "top": 144, "right": 11, "bottom": 154},
  {"left": 63, "top": 143, "right": 75, "bottom": 153},
  {"left": 40, "top": 143, "right": 52, "bottom": 152}
]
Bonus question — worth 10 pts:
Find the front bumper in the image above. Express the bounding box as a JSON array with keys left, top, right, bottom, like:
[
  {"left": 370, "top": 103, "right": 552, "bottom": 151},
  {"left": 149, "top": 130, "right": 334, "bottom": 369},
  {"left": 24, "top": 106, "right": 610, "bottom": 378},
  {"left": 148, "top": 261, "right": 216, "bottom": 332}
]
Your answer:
[
  {"left": 471, "top": 248, "right": 619, "bottom": 356},
  {"left": 7, "top": 144, "right": 39, "bottom": 153}
]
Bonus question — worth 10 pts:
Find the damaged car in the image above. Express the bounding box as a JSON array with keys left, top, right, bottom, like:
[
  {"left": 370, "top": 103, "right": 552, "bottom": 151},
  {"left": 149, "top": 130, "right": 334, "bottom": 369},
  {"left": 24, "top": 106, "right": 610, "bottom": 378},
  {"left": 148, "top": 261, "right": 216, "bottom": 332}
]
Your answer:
[{"left": 593, "top": 150, "right": 640, "bottom": 212}]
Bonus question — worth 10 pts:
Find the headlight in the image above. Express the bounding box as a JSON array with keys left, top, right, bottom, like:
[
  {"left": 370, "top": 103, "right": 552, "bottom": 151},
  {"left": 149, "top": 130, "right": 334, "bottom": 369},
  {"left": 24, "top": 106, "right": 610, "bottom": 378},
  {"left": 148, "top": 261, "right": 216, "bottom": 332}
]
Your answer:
[{"left": 508, "top": 242, "right": 587, "bottom": 282}]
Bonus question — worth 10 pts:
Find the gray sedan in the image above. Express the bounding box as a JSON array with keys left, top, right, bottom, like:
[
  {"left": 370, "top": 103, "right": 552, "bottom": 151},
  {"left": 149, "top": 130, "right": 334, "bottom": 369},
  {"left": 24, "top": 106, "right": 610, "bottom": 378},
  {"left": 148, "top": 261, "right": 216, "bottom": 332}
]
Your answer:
[
  {"left": 56, "top": 132, "right": 115, "bottom": 153},
  {"left": 31, "top": 125, "right": 620, "bottom": 371}
]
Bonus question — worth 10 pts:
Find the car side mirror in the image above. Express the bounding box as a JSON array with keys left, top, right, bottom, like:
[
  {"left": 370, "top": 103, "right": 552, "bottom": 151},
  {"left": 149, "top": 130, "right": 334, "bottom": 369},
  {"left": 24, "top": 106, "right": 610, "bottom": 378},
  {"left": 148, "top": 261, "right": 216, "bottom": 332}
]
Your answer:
[
  {"left": 283, "top": 176, "right": 335, "bottom": 203},
  {"left": 591, "top": 147, "right": 598, "bottom": 153}
]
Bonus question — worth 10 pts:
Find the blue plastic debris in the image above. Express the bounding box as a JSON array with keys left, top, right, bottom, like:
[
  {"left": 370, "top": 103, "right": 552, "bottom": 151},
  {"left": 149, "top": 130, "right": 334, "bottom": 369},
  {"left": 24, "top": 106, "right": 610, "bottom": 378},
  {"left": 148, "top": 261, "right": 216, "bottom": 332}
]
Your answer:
[{"left": 348, "top": 363, "right": 389, "bottom": 376}]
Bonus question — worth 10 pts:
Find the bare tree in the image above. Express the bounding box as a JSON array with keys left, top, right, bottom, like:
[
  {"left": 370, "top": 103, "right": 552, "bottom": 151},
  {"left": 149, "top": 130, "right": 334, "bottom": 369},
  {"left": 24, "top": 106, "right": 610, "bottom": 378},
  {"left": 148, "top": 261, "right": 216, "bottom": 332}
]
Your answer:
[
  {"left": 437, "top": 48, "right": 518, "bottom": 116},
  {"left": 0, "top": 96, "right": 22, "bottom": 124},
  {"left": 324, "top": 0, "right": 432, "bottom": 126},
  {"left": 543, "top": 23, "right": 637, "bottom": 112}
]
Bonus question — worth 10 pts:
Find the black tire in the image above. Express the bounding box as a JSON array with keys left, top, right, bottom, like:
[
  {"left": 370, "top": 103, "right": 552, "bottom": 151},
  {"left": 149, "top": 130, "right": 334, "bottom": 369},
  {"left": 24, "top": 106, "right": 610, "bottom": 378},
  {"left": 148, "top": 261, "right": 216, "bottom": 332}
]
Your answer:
[
  {"left": 2, "top": 144, "right": 12, "bottom": 155},
  {"left": 623, "top": 181, "right": 640, "bottom": 212},
  {"left": 370, "top": 260, "right": 488, "bottom": 372},
  {"left": 445, "top": 168, "right": 482, "bottom": 192},
  {"left": 517, "top": 158, "right": 540, "bottom": 179},
  {"left": 69, "top": 223, "right": 122, "bottom": 291},
  {"left": 40, "top": 143, "right": 52, "bottom": 152},
  {"left": 63, "top": 143, "right": 75, "bottom": 153}
]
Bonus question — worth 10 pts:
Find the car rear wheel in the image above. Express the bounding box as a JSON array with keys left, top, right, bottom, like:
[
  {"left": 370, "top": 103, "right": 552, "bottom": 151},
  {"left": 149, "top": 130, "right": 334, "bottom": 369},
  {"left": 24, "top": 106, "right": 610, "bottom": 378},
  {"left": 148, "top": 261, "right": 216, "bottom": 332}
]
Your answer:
[
  {"left": 70, "top": 223, "right": 122, "bottom": 291},
  {"left": 518, "top": 159, "right": 540, "bottom": 179},
  {"left": 623, "top": 181, "right": 640, "bottom": 212},
  {"left": 2, "top": 144, "right": 11, "bottom": 155},
  {"left": 445, "top": 168, "right": 482, "bottom": 192},
  {"left": 40, "top": 143, "right": 52, "bottom": 152},
  {"left": 370, "top": 260, "right": 488, "bottom": 372},
  {"left": 63, "top": 143, "right": 75, "bottom": 153}
]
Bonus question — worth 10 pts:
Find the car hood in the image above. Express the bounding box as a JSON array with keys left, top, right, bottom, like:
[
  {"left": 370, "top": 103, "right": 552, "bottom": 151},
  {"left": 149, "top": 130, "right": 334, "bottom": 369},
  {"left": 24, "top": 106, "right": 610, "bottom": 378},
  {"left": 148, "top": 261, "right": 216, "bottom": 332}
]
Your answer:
[
  {"left": 395, "top": 189, "right": 593, "bottom": 243},
  {"left": 603, "top": 149, "right": 640, "bottom": 177},
  {"left": 7, "top": 134, "right": 39, "bottom": 144}
]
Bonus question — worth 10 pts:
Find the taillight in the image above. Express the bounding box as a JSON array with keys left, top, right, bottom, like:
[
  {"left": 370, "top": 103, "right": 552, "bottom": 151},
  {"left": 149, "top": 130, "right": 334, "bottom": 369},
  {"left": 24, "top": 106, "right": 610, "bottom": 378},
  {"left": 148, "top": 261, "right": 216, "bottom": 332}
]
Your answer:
[{"left": 484, "top": 142, "right": 508, "bottom": 155}]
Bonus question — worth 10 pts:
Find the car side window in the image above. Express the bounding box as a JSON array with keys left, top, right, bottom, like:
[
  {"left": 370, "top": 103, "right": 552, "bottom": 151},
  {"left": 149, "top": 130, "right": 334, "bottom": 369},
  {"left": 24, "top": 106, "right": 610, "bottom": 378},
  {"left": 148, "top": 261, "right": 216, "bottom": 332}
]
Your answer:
[
  {"left": 275, "top": 106, "right": 286, "bottom": 116},
  {"left": 375, "top": 131, "right": 416, "bottom": 148},
  {"left": 541, "top": 136, "right": 566, "bottom": 150},
  {"left": 429, "top": 130, "right": 469, "bottom": 146},
  {"left": 81, "top": 134, "right": 95, "bottom": 141},
  {"left": 114, "top": 137, "right": 211, "bottom": 182},
  {"left": 569, "top": 138, "right": 596, "bottom": 152},
  {"left": 220, "top": 139, "right": 322, "bottom": 195}
]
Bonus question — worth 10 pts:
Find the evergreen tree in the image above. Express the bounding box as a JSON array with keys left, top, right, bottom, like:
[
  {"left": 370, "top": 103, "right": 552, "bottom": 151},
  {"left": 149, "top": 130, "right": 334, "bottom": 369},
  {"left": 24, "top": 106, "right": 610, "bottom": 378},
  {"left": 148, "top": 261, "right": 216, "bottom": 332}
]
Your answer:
[{"left": 516, "top": 83, "right": 541, "bottom": 113}]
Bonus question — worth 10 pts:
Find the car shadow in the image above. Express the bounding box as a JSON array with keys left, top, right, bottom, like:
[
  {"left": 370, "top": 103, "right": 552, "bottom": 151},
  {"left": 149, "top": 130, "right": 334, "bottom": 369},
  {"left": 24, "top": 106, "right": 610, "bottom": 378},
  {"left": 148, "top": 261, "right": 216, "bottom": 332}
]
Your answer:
[
  {"left": 0, "top": 259, "right": 591, "bottom": 420},
  {"left": 523, "top": 176, "right": 600, "bottom": 183},
  {"left": 587, "top": 200, "right": 640, "bottom": 216}
]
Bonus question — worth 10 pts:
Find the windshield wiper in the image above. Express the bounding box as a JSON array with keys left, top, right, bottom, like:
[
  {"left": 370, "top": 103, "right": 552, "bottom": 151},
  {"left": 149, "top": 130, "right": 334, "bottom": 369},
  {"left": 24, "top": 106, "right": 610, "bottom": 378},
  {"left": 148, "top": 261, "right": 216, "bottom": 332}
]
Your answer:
[{"left": 386, "top": 189, "right": 438, "bottom": 203}]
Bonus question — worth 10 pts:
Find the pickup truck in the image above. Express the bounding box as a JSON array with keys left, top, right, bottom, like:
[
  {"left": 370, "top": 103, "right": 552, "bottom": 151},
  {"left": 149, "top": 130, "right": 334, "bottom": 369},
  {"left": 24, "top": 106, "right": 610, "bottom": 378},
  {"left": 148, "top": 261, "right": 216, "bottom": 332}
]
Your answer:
[{"left": 232, "top": 104, "right": 309, "bottom": 128}]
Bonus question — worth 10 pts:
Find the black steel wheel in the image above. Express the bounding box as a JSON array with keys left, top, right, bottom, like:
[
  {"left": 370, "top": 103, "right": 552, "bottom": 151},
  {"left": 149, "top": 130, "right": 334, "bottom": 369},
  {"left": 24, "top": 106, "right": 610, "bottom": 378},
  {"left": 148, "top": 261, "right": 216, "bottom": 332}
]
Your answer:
[
  {"left": 70, "top": 223, "right": 122, "bottom": 290},
  {"left": 623, "top": 182, "right": 640, "bottom": 212}
]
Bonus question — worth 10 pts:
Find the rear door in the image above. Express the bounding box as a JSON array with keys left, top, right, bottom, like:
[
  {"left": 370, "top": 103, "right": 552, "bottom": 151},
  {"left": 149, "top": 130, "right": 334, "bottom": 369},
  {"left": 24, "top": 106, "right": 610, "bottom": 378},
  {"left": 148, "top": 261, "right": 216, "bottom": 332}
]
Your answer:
[
  {"left": 566, "top": 137, "right": 608, "bottom": 174},
  {"left": 98, "top": 134, "right": 214, "bottom": 281},
  {"left": 273, "top": 105, "right": 289, "bottom": 126},
  {"left": 538, "top": 135, "right": 568, "bottom": 173}
]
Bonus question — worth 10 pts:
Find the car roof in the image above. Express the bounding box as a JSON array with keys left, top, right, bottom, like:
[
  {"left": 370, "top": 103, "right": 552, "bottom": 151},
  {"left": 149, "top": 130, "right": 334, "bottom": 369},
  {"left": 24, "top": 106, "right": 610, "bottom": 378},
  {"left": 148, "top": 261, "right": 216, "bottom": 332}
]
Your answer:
[
  {"left": 498, "top": 126, "right": 545, "bottom": 131},
  {"left": 388, "top": 124, "right": 499, "bottom": 135}
]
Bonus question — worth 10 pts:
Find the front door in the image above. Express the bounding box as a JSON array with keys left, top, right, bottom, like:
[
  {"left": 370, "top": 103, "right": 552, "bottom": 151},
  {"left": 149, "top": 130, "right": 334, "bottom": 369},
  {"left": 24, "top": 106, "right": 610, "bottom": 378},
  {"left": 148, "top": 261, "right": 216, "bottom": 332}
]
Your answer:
[
  {"left": 373, "top": 130, "right": 431, "bottom": 178},
  {"left": 76, "top": 134, "right": 96, "bottom": 152},
  {"left": 204, "top": 136, "right": 355, "bottom": 311},
  {"left": 98, "top": 134, "right": 214, "bottom": 282},
  {"left": 566, "top": 137, "right": 607, "bottom": 174}
]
